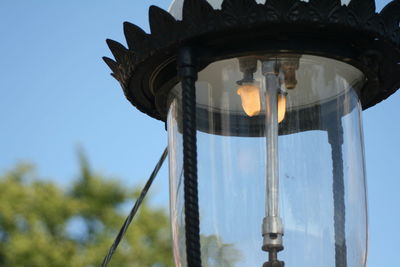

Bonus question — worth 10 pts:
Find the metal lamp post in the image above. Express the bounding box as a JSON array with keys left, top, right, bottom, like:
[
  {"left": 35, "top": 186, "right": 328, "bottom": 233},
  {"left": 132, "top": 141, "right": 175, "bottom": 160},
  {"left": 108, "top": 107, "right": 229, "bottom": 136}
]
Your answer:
[{"left": 103, "top": 0, "right": 400, "bottom": 266}]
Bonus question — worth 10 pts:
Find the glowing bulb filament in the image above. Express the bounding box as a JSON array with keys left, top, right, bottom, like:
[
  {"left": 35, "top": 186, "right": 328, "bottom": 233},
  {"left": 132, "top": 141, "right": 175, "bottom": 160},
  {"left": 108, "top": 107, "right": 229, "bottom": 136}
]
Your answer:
[
  {"left": 237, "top": 84, "right": 261, "bottom": 117},
  {"left": 277, "top": 92, "right": 287, "bottom": 123},
  {"left": 237, "top": 85, "right": 287, "bottom": 122}
]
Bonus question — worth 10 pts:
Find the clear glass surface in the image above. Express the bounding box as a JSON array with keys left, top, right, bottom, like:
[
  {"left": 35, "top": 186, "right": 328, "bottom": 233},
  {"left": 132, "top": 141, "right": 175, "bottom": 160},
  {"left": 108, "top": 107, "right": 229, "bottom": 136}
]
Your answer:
[{"left": 167, "top": 55, "right": 368, "bottom": 267}]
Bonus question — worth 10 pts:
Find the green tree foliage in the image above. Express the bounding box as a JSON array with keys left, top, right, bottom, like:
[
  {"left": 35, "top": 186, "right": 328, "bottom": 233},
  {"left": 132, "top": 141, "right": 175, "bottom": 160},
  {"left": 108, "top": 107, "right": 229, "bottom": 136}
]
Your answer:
[
  {"left": 201, "top": 235, "right": 241, "bottom": 267},
  {"left": 0, "top": 155, "right": 173, "bottom": 267},
  {"left": 0, "top": 152, "right": 242, "bottom": 267}
]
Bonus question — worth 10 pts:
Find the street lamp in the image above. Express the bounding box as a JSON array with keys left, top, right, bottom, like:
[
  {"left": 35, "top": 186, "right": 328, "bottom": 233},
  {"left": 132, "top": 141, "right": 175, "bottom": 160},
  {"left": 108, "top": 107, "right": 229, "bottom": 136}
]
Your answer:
[{"left": 103, "top": 0, "right": 400, "bottom": 266}]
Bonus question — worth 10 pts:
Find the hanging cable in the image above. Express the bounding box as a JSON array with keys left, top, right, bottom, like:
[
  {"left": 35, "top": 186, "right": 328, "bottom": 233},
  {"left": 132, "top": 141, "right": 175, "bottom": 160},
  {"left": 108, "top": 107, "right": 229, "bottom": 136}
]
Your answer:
[{"left": 101, "top": 147, "right": 168, "bottom": 267}]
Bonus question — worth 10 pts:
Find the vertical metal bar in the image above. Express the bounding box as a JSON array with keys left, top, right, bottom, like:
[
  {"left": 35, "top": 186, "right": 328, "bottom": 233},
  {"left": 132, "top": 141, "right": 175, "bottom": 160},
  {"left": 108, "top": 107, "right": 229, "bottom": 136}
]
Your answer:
[
  {"left": 264, "top": 61, "right": 280, "bottom": 219},
  {"left": 262, "top": 60, "right": 284, "bottom": 267},
  {"left": 328, "top": 120, "right": 347, "bottom": 267},
  {"left": 177, "top": 47, "right": 202, "bottom": 267}
]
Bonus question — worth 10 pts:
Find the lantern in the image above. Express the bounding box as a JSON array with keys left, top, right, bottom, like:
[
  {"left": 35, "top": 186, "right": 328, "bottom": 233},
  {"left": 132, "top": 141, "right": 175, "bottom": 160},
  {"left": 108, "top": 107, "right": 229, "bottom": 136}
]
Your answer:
[{"left": 103, "top": 0, "right": 400, "bottom": 266}]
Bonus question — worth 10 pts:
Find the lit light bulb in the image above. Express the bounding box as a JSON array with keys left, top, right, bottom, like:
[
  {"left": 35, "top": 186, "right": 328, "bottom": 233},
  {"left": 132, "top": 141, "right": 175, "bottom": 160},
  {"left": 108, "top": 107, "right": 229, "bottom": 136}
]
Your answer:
[
  {"left": 237, "top": 84, "right": 261, "bottom": 117},
  {"left": 237, "top": 85, "right": 288, "bottom": 122},
  {"left": 277, "top": 92, "right": 287, "bottom": 123}
]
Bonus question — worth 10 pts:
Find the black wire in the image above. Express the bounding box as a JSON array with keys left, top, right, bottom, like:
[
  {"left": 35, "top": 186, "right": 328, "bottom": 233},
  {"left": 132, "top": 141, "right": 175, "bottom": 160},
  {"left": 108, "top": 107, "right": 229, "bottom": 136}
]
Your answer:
[{"left": 101, "top": 147, "right": 168, "bottom": 267}]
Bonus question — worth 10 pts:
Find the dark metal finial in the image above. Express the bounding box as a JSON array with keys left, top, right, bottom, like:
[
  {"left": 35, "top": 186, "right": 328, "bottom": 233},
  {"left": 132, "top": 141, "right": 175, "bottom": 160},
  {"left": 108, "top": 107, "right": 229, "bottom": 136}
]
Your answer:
[
  {"left": 183, "top": 0, "right": 214, "bottom": 21},
  {"left": 123, "top": 22, "right": 147, "bottom": 51},
  {"left": 348, "top": 0, "right": 376, "bottom": 22},
  {"left": 265, "top": 0, "right": 298, "bottom": 12},
  {"left": 380, "top": 0, "right": 400, "bottom": 41},
  {"left": 149, "top": 5, "right": 177, "bottom": 44},
  {"left": 106, "top": 39, "right": 128, "bottom": 64},
  {"left": 102, "top": 57, "right": 119, "bottom": 77},
  {"left": 309, "top": 0, "right": 341, "bottom": 16}
]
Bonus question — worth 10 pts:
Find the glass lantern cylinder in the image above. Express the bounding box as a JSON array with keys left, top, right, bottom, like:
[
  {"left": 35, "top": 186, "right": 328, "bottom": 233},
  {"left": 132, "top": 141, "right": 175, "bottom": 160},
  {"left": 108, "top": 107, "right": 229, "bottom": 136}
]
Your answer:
[{"left": 167, "top": 55, "right": 368, "bottom": 267}]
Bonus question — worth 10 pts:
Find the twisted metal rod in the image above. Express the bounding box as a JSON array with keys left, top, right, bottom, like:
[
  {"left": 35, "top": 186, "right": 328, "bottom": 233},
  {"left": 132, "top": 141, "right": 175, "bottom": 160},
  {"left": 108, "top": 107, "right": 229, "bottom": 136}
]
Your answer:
[
  {"left": 178, "top": 47, "right": 202, "bottom": 267},
  {"left": 328, "top": 121, "right": 347, "bottom": 267}
]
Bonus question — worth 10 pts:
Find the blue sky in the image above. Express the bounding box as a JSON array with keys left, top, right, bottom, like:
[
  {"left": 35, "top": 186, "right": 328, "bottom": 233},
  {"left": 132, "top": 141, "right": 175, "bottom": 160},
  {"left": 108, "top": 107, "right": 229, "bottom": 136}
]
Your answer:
[{"left": 0, "top": 0, "right": 399, "bottom": 266}]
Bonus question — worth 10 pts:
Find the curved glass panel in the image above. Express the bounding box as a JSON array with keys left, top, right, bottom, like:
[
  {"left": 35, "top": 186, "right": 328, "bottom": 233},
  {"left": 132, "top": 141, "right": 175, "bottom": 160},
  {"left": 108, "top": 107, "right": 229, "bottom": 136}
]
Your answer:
[{"left": 167, "top": 55, "right": 368, "bottom": 267}]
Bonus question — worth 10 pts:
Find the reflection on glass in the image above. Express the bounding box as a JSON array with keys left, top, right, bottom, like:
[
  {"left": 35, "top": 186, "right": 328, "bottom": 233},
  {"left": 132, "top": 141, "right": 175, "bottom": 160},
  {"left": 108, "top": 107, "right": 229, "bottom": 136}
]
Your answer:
[{"left": 168, "top": 55, "right": 368, "bottom": 267}]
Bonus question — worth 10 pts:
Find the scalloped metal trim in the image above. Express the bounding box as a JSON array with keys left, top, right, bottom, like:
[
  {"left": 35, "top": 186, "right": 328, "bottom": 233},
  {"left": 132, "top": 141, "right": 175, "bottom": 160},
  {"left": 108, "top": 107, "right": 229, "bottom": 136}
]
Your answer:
[{"left": 104, "top": 0, "right": 400, "bottom": 121}]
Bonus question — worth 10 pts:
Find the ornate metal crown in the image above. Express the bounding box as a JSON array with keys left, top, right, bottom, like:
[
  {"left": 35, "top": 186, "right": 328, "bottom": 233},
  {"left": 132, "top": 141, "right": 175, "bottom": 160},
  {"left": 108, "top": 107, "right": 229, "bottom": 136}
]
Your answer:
[{"left": 104, "top": 0, "right": 400, "bottom": 121}]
